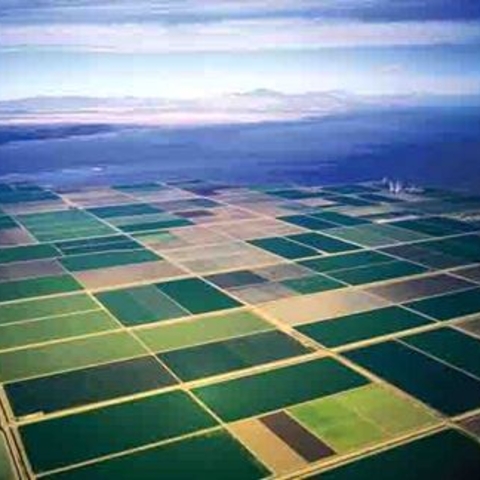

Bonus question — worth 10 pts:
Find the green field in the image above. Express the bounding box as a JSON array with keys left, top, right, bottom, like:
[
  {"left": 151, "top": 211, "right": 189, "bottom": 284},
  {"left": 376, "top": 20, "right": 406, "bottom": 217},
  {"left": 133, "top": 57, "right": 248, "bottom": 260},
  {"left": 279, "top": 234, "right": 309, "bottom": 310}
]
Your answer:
[
  {"left": 156, "top": 278, "right": 242, "bottom": 314},
  {"left": 0, "top": 310, "right": 120, "bottom": 350},
  {"left": 405, "top": 288, "right": 480, "bottom": 320},
  {"left": 0, "top": 331, "right": 147, "bottom": 382},
  {"left": 0, "top": 243, "right": 60, "bottom": 264},
  {"left": 249, "top": 236, "right": 318, "bottom": 259},
  {"left": 298, "top": 250, "right": 393, "bottom": 273},
  {"left": 290, "top": 384, "right": 437, "bottom": 453},
  {"left": 402, "top": 328, "right": 480, "bottom": 378},
  {"left": 61, "top": 249, "right": 161, "bottom": 271},
  {"left": 310, "top": 430, "right": 480, "bottom": 480},
  {"left": 135, "top": 310, "right": 273, "bottom": 352},
  {"left": 159, "top": 330, "right": 312, "bottom": 381},
  {"left": 345, "top": 341, "right": 480, "bottom": 415},
  {"left": 296, "top": 306, "right": 434, "bottom": 347},
  {"left": 0, "top": 274, "right": 82, "bottom": 302},
  {"left": 20, "top": 390, "right": 217, "bottom": 473},
  {"left": 287, "top": 232, "right": 360, "bottom": 253},
  {"left": 44, "top": 430, "right": 269, "bottom": 480},
  {"left": 193, "top": 358, "right": 368, "bottom": 421},
  {"left": 6, "top": 356, "right": 177, "bottom": 417},
  {"left": 96, "top": 285, "right": 189, "bottom": 326},
  {"left": 328, "top": 260, "right": 427, "bottom": 286},
  {"left": 0, "top": 293, "right": 98, "bottom": 325}
]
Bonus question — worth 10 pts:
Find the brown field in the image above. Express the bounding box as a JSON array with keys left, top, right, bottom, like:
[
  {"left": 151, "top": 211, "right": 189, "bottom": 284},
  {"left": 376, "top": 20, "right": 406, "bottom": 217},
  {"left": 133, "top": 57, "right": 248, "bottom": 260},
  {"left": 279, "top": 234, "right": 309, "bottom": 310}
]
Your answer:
[
  {"left": 0, "top": 259, "right": 65, "bottom": 282},
  {"left": 230, "top": 418, "right": 308, "bottom": 475},
  {"left": 258, "top": 289, "right": 390, "bottom": 326},
  {"left": 0, "top": 227, "right": 36, "bottom": 246},
  {"left": 74, "top": 260, "right": 187, "bottom": 290},
  {"left": 364, "top": 273, "right": 475, "bottom": 303}
]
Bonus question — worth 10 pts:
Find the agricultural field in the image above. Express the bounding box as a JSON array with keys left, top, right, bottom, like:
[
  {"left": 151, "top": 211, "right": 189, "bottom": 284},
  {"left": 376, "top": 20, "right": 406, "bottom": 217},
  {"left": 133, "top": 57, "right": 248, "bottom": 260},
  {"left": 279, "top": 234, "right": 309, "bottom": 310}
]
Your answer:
[{"left": 0, "top": 180, "right": 479, "bottom": 479}]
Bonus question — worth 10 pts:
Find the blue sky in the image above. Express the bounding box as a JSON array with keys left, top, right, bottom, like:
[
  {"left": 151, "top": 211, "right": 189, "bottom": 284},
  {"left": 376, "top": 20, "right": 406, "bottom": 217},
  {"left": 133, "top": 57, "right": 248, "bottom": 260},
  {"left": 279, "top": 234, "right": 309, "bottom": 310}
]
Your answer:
[{"left": 1, "top": 1, "right": 480, "bottom": 99}]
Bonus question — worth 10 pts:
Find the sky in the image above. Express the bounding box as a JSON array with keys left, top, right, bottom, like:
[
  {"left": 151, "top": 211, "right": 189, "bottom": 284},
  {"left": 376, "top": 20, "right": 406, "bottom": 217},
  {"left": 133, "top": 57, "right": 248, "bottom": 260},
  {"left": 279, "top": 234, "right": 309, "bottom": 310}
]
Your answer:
[{"left": 1, "top": 0, "right": 480, "bottom": 100}]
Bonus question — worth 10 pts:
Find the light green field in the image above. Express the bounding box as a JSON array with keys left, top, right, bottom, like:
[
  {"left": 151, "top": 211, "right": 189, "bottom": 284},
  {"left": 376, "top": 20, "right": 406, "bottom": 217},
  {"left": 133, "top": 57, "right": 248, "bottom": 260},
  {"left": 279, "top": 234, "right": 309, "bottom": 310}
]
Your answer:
[
  {"left": 135, "top": 309, "right": 273, "bottom": 352},
  {"left": 0, "top": 310, "right": 120, "bottom": 351},
  {"left": 289, "top": 384, "right": 438, "bottom": 453},
  {"left": 0, "top": 331, "right": 147, "bottom": 382},
  {"left": 0, "top": 293, "right": 99, "bottom": 326}
]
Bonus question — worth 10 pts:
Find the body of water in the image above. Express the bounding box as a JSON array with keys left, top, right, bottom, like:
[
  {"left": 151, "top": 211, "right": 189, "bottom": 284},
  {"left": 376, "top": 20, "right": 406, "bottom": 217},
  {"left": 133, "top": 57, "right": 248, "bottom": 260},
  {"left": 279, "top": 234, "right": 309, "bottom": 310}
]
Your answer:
[{"left": 0, "top": 105, "right": 479, "bottom": 190}]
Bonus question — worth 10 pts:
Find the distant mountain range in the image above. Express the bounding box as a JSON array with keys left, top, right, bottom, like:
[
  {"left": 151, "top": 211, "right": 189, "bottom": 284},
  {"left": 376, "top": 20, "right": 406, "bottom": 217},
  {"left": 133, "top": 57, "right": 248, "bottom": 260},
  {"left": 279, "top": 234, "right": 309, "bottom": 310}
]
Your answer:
[{"left": 0, "top": 90, "right": 478, "bottom": 126}]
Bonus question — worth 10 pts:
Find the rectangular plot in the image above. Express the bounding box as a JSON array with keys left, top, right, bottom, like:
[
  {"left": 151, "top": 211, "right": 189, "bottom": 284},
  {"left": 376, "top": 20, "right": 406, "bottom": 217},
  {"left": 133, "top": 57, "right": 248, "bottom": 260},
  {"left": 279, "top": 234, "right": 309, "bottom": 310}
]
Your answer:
[
  {"left": 281, "top": 274, "right": 345, "bottom": 294},
  {"left": 33, "top": 226, "right": 115, "bottom": 243},
  {"left": 261, "top": 411, "right": 335, "bottom": 462},
  {"left": 0, "top": 293, "right": 98, "bottom": 326},
  {"left": 345, "top": 341, "right": 480, "bottom": 415},
  {"left": 290, "top": 383, "right": 437, "bottom": 455},
  {"left": 211, "top": 218, "right": 304, "bottom": 240},
  {"left": 329, "top": 260, "right": 427, "bottom": 286},
  {"left": 0, "top": 226, "right": 36, "bottom": 246},
  {"left": 426, "top": 234, "right": 480, "bottom": 263},
  {"left": 0, "top": 331, "right": 147, "bottom": 382},
  {"left": 287, "top": 232, "right": 360, "bottom": 254},
  {"left": 299, "top": 250, "right": 393, "bottom": 273},
  {"left": 6, "top": 356, "right": 177, "bottom": 417},
  {"left": 364, "top": 273, "right": 475, "bottom": 303},
  {"left": 193, "top": 358, "right": 368, "bottom": 422},
  {"left": 136, "top": 310, "right": 273, "bottom": 352},
  {"left": 230, "top": 419, "right": 308, "bottom": 475},
  {"left": 405, "top": 288, "right": 480, "bottom": 320},
  {"left": 0, "top": 244, "right": 60, "bottom": 265},
  {"left": 249, "top": 237, "right": 318, "bottom": 260},
  {"left": 309, "top": 211, "right": 369, "bottom": 226},
  {"left": 259, "top": 289, "right": 390, "bottom": 326},
  {"left": 402, "top": 328, "right": 480, "bottom": 378},
  {"left": 330, "top": 223, "right": 430, "bottom": 246},
  {"left": 96, "top": 285, "right": 189, "bottom": 326},
  {"left": 337, "top": 384, "right": 437, "bottom": 434},
  {"left": 109, "top": 212, "right": 178, "bottom": 227},
  {"left": 60, "top": 249, "right": 160, "bottom": 272},
  {"left": 391, "top": 216, "right": 477, "bottom": 236},
  {"left": 0, "top": 258, "right": 65, "bottom": 282},
  {"left": 206, "top": 270, "right": 268, "bottom": 289},
  {"left": 230, "top": 282, "right": 295, "bottom": 304},
  {"left": 381, "top": 242, "right": 468, "bottom": 269},
  {"left": 19, "top": 210, "right": 115, "bottom": 242},
  {"left": 159, "top": 330, "right": 312, "bottom": 381},
  {"left": 20, "top": 390, "right": 217, "bottom": 473},
  {"left": 297, "top": 306, "right": 433, "bottom": 348},
  {"left": 55, "top": 235, "right": 140, "bottom": 256},
  {"left": 118, "top": 218, "right": 193, "bottom": 232},
  {"left": 279, "top": 215, "right": 336, "bottom": 230},
  {"left": 75, "top": 260, "right": 186, "bottom": 290},
  {"left": 325, "top": 226, "right": 395, "bottom": 248},
  {"left": 88, "top": 203, "right": 162, "bottom": 218},
  {"left": 0, "top": 274, "right": 82, "bottom": 303},
  {"left": 157, "top": 278, "right": 241, "bottom": 314},
  {"left": 308, "top": 430, "right": 480, "bottom": 480},
  {"left": 254, "top": 263, "right": 313, "bottom": 281},
  {"left": 0, "top": 309, "right": 119, "bottom": 350},
  {"left": 42, "top": 430, "right": 269, "bottom": 480}
]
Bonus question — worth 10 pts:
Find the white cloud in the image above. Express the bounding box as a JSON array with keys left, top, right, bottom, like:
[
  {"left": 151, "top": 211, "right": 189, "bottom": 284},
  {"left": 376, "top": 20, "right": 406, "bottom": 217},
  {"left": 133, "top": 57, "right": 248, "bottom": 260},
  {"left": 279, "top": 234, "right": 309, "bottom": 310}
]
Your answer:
[
  {"left": 1, "top": 18, "right": 479, "bottom": 53},
  {"left": 0, "top": 1, "right": 380, "bottom": 20}
]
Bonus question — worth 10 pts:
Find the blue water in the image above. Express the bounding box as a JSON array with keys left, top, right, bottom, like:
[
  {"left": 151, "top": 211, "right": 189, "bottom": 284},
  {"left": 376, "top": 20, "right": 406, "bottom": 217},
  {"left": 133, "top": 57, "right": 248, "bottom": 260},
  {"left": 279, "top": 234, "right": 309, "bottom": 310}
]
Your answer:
[{"left": 0, "top": 106, "right": 479, "bottom": 190}]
